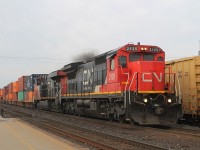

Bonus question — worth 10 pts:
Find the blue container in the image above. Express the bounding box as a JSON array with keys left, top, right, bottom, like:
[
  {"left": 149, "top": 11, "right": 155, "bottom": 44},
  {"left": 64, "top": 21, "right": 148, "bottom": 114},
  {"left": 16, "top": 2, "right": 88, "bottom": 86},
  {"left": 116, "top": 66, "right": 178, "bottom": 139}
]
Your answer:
[{"left": 24, "top": 74, "right": 48, "bottom": 91}]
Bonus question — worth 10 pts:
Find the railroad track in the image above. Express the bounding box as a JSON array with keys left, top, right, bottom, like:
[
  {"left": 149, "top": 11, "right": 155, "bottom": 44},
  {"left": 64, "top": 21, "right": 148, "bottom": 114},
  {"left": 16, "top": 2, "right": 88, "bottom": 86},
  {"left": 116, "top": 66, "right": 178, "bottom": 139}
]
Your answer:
[
  {"left": 143, "top": 125, "right": 200, "bottom": 140},
  {"left": 3, "top": 109, "right": 166, "bottom": 150},
  {"left": 2, "top": 104, "right": 200, "bottom": 137},
  {"left": 35, "top": 107, "right": 200, "bottom": 141},
  {"left": 2, "top": 103, "right": 200, "bottom": 149}
]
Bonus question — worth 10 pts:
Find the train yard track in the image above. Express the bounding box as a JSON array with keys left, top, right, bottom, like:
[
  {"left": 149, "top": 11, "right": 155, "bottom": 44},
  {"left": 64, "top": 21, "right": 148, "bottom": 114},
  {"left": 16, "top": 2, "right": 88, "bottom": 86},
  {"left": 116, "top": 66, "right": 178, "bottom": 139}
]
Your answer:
[{"left": 1, "top": 103, "right": 200, "bottom": 150}]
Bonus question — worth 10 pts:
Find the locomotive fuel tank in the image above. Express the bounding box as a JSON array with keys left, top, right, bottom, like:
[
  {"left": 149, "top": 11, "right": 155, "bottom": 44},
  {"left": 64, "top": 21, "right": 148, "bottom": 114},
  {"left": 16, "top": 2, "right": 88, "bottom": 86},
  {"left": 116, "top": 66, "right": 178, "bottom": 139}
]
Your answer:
[
  {"left": 76, "top": 99, "right": 83, "bottom": 106},
  {"left": 83, "top": 100, "right": 90, "bottom": 107}
]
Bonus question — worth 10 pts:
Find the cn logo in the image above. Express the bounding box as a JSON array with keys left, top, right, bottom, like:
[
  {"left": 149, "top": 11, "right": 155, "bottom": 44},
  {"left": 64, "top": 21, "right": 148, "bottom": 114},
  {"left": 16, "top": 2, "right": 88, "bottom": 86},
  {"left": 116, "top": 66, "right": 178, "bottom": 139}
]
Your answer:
[
  {"left": 142, "top": 72, "right": 162, "bottom": 82},
  {"left": 109, "top": 73, "right": 116, "bottom": 80}
]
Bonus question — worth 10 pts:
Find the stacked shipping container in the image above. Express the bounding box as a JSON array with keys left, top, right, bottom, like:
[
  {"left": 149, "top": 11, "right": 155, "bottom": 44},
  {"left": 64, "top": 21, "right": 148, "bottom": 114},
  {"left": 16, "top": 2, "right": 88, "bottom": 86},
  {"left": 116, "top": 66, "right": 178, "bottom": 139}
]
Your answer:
[
  {"left": 8, "top": 82, "right": 13, "bottom": 101},
  {"left": 0, "top": 74, "right": 47, "bottom": 103},
  {"left": 3, "top": 86, "right": 8, "bottom": 101},
  {"left": 0, "top": 89, "right": 3, "bottom": 100},
  {"left": 18, "top": 76, "right": 26, "bottom": 101},
  {"left": 24, "top": 74, "right": 47, "bottom": 102},
  {"left": 13, "top": 81, "right": 19, "bottom": 101}
]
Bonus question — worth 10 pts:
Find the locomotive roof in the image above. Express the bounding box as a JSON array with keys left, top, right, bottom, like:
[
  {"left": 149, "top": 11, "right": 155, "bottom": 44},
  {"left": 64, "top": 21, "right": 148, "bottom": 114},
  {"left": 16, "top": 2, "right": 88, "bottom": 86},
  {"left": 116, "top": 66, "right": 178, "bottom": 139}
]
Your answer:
[
  {"left": 48, "top": 70, "right": 66, "bottom": 79},
  {"left": 62, "top": 62, "right": 83, "bottom": 73},
  {"left": 106, "top": 48, "right": 120, "bottom": 59}
]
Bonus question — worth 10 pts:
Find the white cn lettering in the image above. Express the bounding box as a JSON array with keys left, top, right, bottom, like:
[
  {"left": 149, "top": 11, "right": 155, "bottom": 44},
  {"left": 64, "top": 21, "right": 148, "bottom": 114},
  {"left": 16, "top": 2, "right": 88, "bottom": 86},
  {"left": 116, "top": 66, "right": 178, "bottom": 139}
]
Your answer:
[
  {"left": 153, "top": 72, "right": 162, "bottom": 82},
  {"left": 142, "top": 72, "right": 162, "bottom": 82}
]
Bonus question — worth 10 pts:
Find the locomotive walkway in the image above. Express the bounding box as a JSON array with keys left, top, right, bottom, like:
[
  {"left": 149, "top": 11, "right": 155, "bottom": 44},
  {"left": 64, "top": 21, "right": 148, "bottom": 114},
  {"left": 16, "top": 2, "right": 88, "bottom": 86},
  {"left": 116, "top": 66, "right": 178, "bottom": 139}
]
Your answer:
[{"left": 0, "top": 117, "right": 86, "bottom": 150}]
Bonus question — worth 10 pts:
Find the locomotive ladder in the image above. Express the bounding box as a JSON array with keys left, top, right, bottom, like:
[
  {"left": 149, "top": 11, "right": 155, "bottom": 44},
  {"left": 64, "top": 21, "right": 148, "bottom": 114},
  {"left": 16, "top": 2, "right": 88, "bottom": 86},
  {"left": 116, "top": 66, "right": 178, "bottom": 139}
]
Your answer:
[{"left": 124, "top": 72, "right": 138, "bottom": 121}]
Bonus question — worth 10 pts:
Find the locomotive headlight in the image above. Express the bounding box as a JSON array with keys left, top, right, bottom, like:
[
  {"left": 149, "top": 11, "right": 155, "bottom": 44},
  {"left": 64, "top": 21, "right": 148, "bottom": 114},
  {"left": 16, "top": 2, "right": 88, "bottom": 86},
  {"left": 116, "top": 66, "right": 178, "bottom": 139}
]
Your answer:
[
  {"left": 143, "top": 98, "right": 148, "bottom": 103},
  {"left": 167, "top": 98, "right": 172, "bottom": 103},
  {"left": 141, "top": 48, "right": 147, "bottom": 51}
]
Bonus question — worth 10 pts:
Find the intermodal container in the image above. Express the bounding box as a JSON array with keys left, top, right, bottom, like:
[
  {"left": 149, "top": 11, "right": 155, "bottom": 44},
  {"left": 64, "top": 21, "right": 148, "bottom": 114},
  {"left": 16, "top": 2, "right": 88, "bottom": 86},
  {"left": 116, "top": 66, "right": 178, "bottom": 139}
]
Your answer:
[
  {"left": 6, "top": 94, "right": 9, "bottom": 101},
  {"left": 8, "top": 93, "right": 13, "bottom": 101},
  {"left": 13, "top": 81, "right": 19, "bottom": 93},
  {"left": 18, "top": 76, "right": 27, "bottom": 91},
  {"left": 166, "top": 56, "right": 200, "bottom": 116},
  {"left": 8, "top": 82, "right": 13, "bottom": 94},
  {"left": 13, "top": 92, "right": 18, "bottom": 101},
  {"left": 3, "top": 86, "right": 8, "bottom": 97},
  {"left": 34, "top": 85, "right": 40, "bottom": 100},
  {"left": 25, "top": 91, "right": 33, "bottom": 102},
  {"left": 0, "top": 89, "right": 3, "bottom": 100},
  {"left": 0, "top": 89, "right": 2, "bottom": 97},
  {"left": 3, "top": 94, "right": 6, "bottom": 100},
  {"left": 18, "top": 91, "right": 25, "bottom": 101},
  {"left": 24, "top": 74, "right": 48, "bottom": 91}
]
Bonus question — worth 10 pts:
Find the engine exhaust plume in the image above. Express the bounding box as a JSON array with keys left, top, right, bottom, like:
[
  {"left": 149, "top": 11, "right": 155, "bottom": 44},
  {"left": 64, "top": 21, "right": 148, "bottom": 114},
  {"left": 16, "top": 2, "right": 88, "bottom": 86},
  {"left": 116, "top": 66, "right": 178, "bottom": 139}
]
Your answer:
[{"left": 73, "top": 51, "right": 97, "bottom": 63}]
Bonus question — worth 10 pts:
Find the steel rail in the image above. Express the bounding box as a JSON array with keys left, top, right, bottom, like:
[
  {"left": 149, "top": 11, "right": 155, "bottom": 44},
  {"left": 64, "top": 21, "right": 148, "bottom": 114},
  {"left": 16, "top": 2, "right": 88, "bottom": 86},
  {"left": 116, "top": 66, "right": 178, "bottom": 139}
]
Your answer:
[{"left": 5, "top": 110, "right": 167, "bottom": 150}]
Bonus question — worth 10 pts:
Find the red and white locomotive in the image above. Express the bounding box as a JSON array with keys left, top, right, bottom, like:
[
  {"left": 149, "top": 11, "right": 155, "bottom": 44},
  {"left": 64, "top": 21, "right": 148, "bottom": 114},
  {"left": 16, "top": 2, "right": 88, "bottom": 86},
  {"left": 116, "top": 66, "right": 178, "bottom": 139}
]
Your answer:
[{"left": 35, "top": 43, "right": 182, "bottom": 125}]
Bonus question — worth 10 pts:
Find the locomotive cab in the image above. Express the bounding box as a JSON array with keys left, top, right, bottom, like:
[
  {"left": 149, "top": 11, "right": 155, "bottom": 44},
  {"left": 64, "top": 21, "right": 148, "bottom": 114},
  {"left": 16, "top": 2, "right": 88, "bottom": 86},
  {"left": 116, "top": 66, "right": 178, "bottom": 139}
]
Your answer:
[{"left": 116, "top": 43, "right": 182, "bottom": 125}]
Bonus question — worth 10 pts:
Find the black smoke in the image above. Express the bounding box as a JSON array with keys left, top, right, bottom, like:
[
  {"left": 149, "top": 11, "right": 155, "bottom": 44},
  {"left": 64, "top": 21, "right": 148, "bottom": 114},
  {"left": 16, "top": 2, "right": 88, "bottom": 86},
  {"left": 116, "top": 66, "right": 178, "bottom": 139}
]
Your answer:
[{"left": 73, "top": 51, "right": 97, "bottom": 63}]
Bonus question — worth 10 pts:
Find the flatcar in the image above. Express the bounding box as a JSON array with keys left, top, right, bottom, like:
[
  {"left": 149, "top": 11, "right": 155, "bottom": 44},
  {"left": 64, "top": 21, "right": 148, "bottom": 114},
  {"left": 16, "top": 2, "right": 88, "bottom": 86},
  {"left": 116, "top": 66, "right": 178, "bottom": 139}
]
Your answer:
[{"left": 33, "top": 43, "right": 182, "bottom": 125}]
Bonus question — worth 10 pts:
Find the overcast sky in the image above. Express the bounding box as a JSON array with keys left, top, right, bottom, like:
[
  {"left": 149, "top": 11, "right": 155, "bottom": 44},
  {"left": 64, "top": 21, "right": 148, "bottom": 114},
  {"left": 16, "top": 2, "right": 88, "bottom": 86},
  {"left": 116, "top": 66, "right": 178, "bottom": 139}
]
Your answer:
[{"left": 0, "top": 0, "right": 200, "bottom": 88}]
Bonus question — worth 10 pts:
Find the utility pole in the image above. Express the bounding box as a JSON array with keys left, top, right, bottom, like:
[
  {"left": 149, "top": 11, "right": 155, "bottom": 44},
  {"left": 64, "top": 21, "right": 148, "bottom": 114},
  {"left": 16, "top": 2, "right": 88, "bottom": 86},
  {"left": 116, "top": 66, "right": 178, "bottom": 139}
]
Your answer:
[{"left": 199, "top": 40, "right": 200, "bottom": 56}]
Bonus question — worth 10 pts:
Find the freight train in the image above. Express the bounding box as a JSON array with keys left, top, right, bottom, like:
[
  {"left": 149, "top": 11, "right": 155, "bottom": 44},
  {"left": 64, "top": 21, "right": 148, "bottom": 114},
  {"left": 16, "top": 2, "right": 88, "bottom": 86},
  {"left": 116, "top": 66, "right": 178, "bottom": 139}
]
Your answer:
[{"left": 0, "top": 43, "right": 182, "bottom": 125}]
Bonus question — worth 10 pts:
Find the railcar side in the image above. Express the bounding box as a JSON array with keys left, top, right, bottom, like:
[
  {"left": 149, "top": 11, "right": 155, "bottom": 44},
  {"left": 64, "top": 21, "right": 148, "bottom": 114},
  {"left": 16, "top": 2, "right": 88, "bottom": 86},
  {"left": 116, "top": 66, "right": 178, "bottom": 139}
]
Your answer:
[{"left": 166, "top": 56, "right": 200, "bottom": 125}]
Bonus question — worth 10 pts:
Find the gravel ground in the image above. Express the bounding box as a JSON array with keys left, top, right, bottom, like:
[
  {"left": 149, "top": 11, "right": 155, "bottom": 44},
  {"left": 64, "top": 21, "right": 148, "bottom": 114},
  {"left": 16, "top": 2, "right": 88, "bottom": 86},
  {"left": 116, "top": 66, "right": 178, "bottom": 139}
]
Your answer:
[{"left": 1, "top": 104, "right": 200, "bottom": 150}]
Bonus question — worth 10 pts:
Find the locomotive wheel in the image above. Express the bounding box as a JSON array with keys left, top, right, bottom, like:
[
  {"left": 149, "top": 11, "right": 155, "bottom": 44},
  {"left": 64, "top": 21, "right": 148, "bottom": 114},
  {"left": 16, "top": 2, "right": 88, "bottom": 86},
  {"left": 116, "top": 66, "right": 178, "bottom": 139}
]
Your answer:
[
  {"left": 67, "top": 107, "right": 75, "bottom": 115},
  {"left": 114, "top": 110, "right": 118, "bottom": 121},
  {"left": 119, "top": 115, "right": 125, "bottom": 123},
  {"left": 130, "top": 119, "right": 139, "bottom": 125},
  {"left": 197, "top": 119, "right": 200, "bottom": 127},
  {"left": 61, "top": 107, "right": 66, "bottom": 113},
  {"left": 33, "top": 102, "right": 37, "bottom": 109},
  {"left": 108, "top": 114, "right": 114, "bottom": 122}
]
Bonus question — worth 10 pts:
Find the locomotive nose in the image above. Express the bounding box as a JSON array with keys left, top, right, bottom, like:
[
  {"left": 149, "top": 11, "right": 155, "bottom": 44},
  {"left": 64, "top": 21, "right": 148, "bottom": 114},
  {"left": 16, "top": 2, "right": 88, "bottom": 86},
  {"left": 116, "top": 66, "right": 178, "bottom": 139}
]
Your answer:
[{"left": 154, "top": 106, "right": 164, "bottom": 115}]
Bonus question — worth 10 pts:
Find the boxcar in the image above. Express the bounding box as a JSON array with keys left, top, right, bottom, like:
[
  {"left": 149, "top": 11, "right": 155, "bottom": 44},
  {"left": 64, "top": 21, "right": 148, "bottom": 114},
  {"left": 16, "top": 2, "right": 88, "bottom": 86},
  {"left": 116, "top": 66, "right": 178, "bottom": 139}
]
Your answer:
[{"left": 166, "top": 56, "right": 200, "bottom": 125}]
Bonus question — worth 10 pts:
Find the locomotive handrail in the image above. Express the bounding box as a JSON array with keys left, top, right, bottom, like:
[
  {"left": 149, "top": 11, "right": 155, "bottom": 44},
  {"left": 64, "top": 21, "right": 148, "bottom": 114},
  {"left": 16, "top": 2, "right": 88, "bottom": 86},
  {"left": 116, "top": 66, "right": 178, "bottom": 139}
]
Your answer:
[
  {"left": 123, "top": 72, "right": 130, "bottom": 108},
  {"left": 128, "top": 72, "right": 138, "bottom": 104},
  {"left": 164, "top": 72, "right": 181, "bottom": 103}
]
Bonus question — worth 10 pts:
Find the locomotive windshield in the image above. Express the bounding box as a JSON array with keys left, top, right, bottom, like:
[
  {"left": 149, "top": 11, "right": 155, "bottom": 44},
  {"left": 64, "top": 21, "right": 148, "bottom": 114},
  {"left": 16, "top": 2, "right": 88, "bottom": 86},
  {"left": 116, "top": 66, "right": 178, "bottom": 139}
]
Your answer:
[
  {"left": 129, "top": 54, "right": 140, "bottom": 62},
  {"left": 143, "top": 54, "right": 154, "bottom": 61}
]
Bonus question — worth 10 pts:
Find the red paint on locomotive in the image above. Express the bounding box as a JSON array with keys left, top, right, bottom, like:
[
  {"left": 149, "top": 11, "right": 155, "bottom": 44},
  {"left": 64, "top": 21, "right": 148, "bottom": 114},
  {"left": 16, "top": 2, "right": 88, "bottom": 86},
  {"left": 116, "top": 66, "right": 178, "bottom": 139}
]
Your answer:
[{"left": 100, "top": 43, "right": 170, "bottom": 94}]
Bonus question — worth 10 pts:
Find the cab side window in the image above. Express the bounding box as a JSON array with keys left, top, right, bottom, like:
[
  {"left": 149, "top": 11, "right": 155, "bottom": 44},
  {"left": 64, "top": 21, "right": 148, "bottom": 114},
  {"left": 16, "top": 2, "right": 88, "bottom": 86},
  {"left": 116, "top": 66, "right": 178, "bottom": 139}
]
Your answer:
[
  {"left": 119, "top": 56, "right": 127, "bottom": 68},
  {"left": 110, "top": 58, "right": 115, "bottom": 70},
  {"left": 157, "top": 56, "right": 164, "bottom": 61}
]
